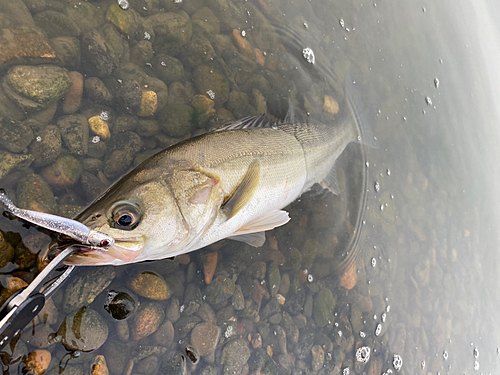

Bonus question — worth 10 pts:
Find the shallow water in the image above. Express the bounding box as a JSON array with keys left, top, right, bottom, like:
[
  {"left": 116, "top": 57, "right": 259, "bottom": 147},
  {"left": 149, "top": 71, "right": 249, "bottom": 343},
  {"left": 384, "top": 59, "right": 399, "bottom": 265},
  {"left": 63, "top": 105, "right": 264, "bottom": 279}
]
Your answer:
[{"left": 0, "top": 0, "right": 500, "bottom": 374}]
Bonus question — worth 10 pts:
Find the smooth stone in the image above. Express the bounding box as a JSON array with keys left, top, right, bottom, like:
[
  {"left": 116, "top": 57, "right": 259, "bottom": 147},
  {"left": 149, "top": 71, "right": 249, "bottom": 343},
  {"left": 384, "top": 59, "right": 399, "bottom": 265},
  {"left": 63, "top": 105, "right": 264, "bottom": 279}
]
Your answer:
[
  {"left": 24, "top": 324, "right": 55, "bottom": 349},
  {"left": 81, "top": 30, "right": 118, "bottom": 78},
  {"left": 62, "top": 267, "right": 115, "bottom": 313},
  {"left": 205, "top": 275, "right": 236, "bottom": 305},
  {"left": 106, "top": 3, "right": 141, "bottom": 37},
  {"left": 180, "top": 35, "right": 216, "bottom": 67},
  {"left": 159, "top": 104, "right": 194, "bottom": 137},
  {"left": 267, "top": 260, "right": 281, "bottom": 297},
  {"left": 222, "top": 339, "right": 251, "bottom": 375},
  {"left": 80, "top": 171, "right": 106, "bottom": 202},
  {"left": 129, "top": 271, "right": 172, "bottom": 301},
  {"left": 183, "top": 283, "right": 202, "bottom": 315},
  {"left": 0, "top": 27, "right": 56, "bottom": 70},
  {"left": 168, "top": 82, "right": 190, "bottom": 105},
  {"left": 50, "top": 36, "right": 81, "bottom": 70},
  {"left": 58, "top": 307, "right": 108, "bottom": 352},
  {"left": 0, "top": 151, "right": 32, "bottom": 180},
  {"left": 85, "top": 77, "right": 113, "bottom": 103},
  {"left": 194, "top": 65, "right": 230, "bottom": 106},
  {"left": 31, "top": 125, "right": 61, "bottom": 167},
  {"left": 0, "top": 230, "right": 14, "bottom": 268},
  {"left": 0, "top": 118, "right": 34, "bottom": 153},
  {"left": 41, "top": 154, "right": 82, "bottom": 189},
  {"left": 17, "top": 173, "right": 57, "bottom": 213},
  {"left": 231, "top": 285, "right": 245, "bottom": 311},
  {"left": 130, "top": 40, "right": 153, "bottom": 66},
  {"left": 62, "top": 71, "right": 83, "bottom": 114},
  {"left": 88, "top": 116, "right": 111, "bottom": 141},
  {"left": 103, "top": 290, "right": 137, "bottom": 321},
  {"left": 147, "top": 12, "right": 192, "bottom": 47},
  {"left": 57, "top": 114, "right": 89, "bottom": 155},
  {"left": 190, "top": 322, "right": 220, "bottom": 356},
  {"left": 313, "top": 288, "right": 336, "bottom": 328},
  {"left": 175, "top": 315, "right": 201, "bottom": 338},
  {"left": 311, "top": 345, "right": 325, "bottom": 371},
  {"left": 153, "top": 319, "right": 175, "bottom": 347},
  {"left": 191, "top": 7, "right": 220, "bottom": 35},
  {"left": 130, "top": 302, "right": 165, "bottom": 340},
  {"left": 34, "top": 10, "right": 80, "bottom": 38},
  {"left": 227, "top": 91, "right": 257, "bottom": 119},
  {"left": 152, "top": 54, "right": 184, "bottom": 85},
  {"left": 159, "top": 352, "right": 186, "bottom": 375},
  {"left": 103, "top": 131, "right": 142, "bottom": 179},
  {"left": 6, "top": 65, "right": 71, "bottom": 104}
]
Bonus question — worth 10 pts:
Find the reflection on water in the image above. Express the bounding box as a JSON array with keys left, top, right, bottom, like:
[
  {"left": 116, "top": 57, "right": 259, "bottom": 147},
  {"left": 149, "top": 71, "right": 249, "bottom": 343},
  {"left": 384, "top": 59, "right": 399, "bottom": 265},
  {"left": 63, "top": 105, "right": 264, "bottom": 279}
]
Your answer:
[{"left": 1, "top": 0, "right": 500, "bottom": 374}]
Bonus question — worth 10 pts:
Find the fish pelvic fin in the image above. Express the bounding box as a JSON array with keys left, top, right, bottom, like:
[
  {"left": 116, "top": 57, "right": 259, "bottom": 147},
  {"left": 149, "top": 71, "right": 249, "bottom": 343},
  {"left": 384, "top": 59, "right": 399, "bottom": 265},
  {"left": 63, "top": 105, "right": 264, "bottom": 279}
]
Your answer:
[
  {"left": 221, "top": 160, "right": 260, "bottom": 219},
  {"left": 228, "top": 232, "right": 266, "bottom": 247}
]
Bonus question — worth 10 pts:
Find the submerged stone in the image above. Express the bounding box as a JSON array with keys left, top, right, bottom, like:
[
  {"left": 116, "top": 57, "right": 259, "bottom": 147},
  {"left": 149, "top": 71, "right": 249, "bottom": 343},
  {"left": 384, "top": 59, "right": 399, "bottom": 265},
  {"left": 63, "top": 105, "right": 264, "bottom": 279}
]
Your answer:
[{"left": 58, "top": 307, "right": 108, "bottom": 352}]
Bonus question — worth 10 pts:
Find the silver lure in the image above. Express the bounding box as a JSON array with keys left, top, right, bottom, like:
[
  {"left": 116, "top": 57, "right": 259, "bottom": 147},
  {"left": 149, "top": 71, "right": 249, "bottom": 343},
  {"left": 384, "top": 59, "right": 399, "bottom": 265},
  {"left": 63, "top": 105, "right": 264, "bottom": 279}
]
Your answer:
[{"left": 0, "top": 189, "right": 115, "bottom": 248}]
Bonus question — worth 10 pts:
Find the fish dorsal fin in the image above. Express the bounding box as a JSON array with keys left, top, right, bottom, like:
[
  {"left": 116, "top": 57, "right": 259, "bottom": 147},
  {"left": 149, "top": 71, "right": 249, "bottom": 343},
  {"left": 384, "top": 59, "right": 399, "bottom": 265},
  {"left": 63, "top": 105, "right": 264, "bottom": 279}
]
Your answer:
[
  {"left": 319, "top": 163, "right": 340, "bottom": 195},
  {"left": 228, "top": 232, "right": 266, "bottom": 247},
  {"left": 222, "top": 160, "right": 261, "bottom": 219},
  {"left": 215, "top": 114, "right": 278, "bottom": 132}
]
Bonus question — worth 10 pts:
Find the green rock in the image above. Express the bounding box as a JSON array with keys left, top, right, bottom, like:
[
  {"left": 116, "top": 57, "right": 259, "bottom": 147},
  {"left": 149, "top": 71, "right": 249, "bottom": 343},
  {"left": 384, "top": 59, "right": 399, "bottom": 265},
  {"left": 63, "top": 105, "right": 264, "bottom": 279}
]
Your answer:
[
  {"left": 222, "top": 339, "right": 251, "bottom": 375},
  {"left": 192, "top": 94, "right": 215, "bottom": 127},
  {"left": 0, "top": 26, "right": 57, "bottom": 70},
  {"left": 84, "top": 77, "right": 113, "bottom": 103},
  {"left": 33, "top": 10, "right": 80, "bottom": 38},
  {"left": 17, "top": 173, "right": 57, "bottom": 214},
  {"left": 0, "top": 230, "right": 14, "bottom": 268},
  {"left": 191, "top": 7, "right": 220, "bottom": 35},
  {"left": 168, "top": 82, "right": 190, "bottom": 105},
  {"left": 50, "top": 37, "right": 81, "bottom": 70},
  {"left": 207, "top": 108, "right": 236, "bottom": 129},
  {"left": 313, "top": 287, "right": 335, "bottom": 328},
  {"left": 130, "top": 40, "right": 154, "bottom": 66},
  {"left": 227, "top": 90, "right": 255, "bottom": 118},
  {"left": 180, "top": 35, "right": 216, "bottom": 67},
  {"left": 159, "top": 104, "right": 194, "bottom": 137},
  {"left": 159, "top": 353, "right": 186, "bottom": 375},
  {"left": 205, "top": 275, "right": 235, "bottom": 305},
  {"left": 148, "top": 12, "right": 192, "bottom": 47},
  {"left": 106, "top": 3, "right": 141, "bottom": 36},
  {"left": 64, "top": 1, "right": 104, "bottom": 31},
  {"left": 104, "top": 131, "right": 142, "bottom": 179},
  {"left": 58, "top": 307, "right": 108, "bottom": 352},
  {"left": 62, "top": 267, "right": 116, "bottom": 313},
  {"left": 183, "top": 283, "right": 202, "bottom": 315},
  {"left": 41, "top": 154, "right": 83, "bottom": 189},
  {"left": 112, "top": 115, "right": 137, "bottom": 134},
  {"left": 153, "top": 54, "right": 184, "bottom": 85},
  {"left": 267, "top": 260, "right": 281, "bottom": 297},
  {"left": 6, "top": 65, "right": 72, "bottom": 104},
  {"left": 81, "top": 30, "right": 118, "bottom": 78},
  {"left": 194, "top": 65, "right": 230, "bottom": 106},
  {"left": 57, "top": 115, "right": 89, "bottom": 155},
  {"left": 31, "top": 125, "right": 61, "bottom": 167},
  {"left": 99, "top": 23, "right": 128, "bottom": 63},
  {"left": 0, "top": 151, "right": 32, "bottom": 180}
]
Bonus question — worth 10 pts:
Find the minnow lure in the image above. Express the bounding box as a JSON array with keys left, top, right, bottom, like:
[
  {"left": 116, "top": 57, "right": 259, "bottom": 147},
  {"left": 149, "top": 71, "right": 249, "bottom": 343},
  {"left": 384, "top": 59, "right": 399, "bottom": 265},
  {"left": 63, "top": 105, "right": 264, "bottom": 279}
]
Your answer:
[{"left": 0, "top": 189, "right": 114, "bottom": 248}]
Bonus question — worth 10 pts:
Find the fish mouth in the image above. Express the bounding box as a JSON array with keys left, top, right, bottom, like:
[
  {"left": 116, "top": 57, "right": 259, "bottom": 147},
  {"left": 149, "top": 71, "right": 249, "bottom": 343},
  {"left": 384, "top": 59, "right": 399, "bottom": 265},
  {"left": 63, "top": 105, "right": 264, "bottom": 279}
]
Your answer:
[{"left": 63, "top": 237, "right": 146, "bottom": 266}]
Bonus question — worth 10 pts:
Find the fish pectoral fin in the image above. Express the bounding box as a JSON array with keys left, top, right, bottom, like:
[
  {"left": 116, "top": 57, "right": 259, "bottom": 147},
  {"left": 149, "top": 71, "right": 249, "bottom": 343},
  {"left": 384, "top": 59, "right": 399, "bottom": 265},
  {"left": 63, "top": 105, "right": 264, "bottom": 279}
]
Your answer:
[
  {"left": 229, "top": 209, "right": 291, "bottom": 247},
  {"left": 228, "top": 232, "right": 266, "bottom": 247},
  {"left": 319, "top": 163, "right": 340, "bottom": 195},
  {"left": 221, "top": 161, "right": 261, "bottom": 219}
]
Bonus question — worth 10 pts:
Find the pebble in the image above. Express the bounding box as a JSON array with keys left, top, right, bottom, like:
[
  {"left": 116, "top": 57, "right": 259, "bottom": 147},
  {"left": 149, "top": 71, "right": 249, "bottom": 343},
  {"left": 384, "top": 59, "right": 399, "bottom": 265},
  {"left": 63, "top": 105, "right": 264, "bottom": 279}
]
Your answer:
[
  {"left": 62, "top": 71, "right": 83, "bottom": 114},
  {"left": 58, "top": 307, "right": 108, "bottom": 352},
  {"left": 57, "top": 114, "right": 89, "bottom": 155},
  {"left": 24, "top": 349, "right": 51, "bottom": 375},
  {"left": 88, "top": 116, "right": 111, "bottom": 141},
  {"left": 222, "top": 339, "right": 251, "bottom": 375},
  {"left": 130, "top": 302, "right": 165, "bottom": 340},
  {"left": 31, "top": 125, "right": 61, "bottom": 167},
  {"left": 311, "top": 345, "right": 325, "bottom": 371},
  {"left": 199, "top": 251, "right": 218, "bottom": 285},
  {"left": 103, "top": 290, "right": 138, "bottom": 321},
  {"left": 340, "top": 262, "right": 358, "bottom": 290},
  {"left": 90, "top": 355, "right": 109, "bottom": 375},
  {"left": 16, "top": 173, "right": 57, "bottom": 214},
  {"left": 139, "top": 90, "right": 158, "bottom": 117},
  {"left": 129, "top": 271, "right": 171, "bottom": 300},
  {"left": 0, "top": 118, "right": 34, "bottom": 153},
  {"left": 153, "top": 319, "right": 175, "bottom": 347},
  {"left": 190, "top": 322, "right": 220, "bottom": 356},
  {"left": 40, "top": 154, "right": 83, "bottom": 189}
]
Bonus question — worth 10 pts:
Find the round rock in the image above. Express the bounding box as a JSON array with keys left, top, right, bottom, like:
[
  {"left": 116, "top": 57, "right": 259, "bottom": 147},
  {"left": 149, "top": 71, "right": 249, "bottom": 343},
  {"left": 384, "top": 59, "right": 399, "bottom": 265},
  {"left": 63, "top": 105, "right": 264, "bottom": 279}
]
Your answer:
[
  {"left": 58, "top": 307, "right": 108, "bottom": 352},
  {"left": 190, "top": 322, "right": 220, "bottom": 356}
]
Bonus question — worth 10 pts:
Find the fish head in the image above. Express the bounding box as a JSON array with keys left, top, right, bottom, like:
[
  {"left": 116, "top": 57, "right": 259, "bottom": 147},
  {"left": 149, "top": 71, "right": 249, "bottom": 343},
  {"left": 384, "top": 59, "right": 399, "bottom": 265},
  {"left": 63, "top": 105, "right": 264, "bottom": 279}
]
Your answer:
[{"left": 64, "top": 163, "right": 223, "bottom": 266}]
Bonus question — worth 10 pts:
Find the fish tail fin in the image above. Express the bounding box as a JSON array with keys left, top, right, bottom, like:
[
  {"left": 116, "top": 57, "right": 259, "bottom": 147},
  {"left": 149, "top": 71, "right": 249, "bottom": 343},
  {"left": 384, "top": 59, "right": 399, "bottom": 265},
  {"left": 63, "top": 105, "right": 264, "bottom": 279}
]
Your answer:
[{"left": 344, "top": 73, "right": 379, "bottom": 149}]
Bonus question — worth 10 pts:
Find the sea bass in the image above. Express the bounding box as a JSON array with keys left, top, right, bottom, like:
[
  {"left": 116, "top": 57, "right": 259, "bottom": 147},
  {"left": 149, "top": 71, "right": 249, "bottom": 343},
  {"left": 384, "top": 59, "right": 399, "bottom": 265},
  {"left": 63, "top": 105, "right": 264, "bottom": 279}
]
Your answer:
[{"left": 65, "top": 97, "right": 373, "bottom": 266}]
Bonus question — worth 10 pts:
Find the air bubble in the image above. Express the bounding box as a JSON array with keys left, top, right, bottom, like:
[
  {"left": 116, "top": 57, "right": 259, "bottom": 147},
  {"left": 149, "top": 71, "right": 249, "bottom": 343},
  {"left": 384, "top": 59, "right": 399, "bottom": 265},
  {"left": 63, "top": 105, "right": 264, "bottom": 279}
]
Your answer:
[
  {"left": 473, "top": 347, "right": 479, "bottom": 358},
  {"left": 92, "top": 136, "right": 100, "bottom": 144},
  {"left": 381, "top": 312, "right": 387, "bottom": 322},
  {"left": 371, "top": 258, "right": 376, "bottom": 267},
  {"left": 374, "top": 181, "right": 380, "bottom": 192},
  {"left": 375, "top": 324, "right": 382, "bottom": 336},
  {"left": 206, "top": 90, "right": 215, "bottom": 100},
  {"left": 100, "top": 111, "right": 109, "bottom": 121},
  {"left": 339, "top": 18, "right": 345, "bottom": 28},
  {"left": 36, "top": 136, "right": 42, "bottom": 142},
  {"left": 443, "top": 350, "right": 448, "bottom": 360},
  {"left": 393, "top": 354, "right": 403, "bottom": 371},
  {"left": 434, "top": 77, "right": 440, "bottom": 88},
  {"left": 474, "top": 360, "right": 479, "bottom": 370},
  {"left": 343, "top": 368, "right": 350, "bottom": 375},
  {"left": 117, "top": 0, "right": 129, "bottom": 10},
  {"left": 241, "top": 30, "right": 246, "bottom": 37},
  {"left": 302, "top": 47, "right": 315, "bottom": 64},
  {"left": 307, "top": 274, "right": 314, "bottom": 282},
  {"left": 356, "top": 347, "right": 370, "bottom": 363},
  {"left": 425, "top": 96, "right": 432, "bottom": 105}
]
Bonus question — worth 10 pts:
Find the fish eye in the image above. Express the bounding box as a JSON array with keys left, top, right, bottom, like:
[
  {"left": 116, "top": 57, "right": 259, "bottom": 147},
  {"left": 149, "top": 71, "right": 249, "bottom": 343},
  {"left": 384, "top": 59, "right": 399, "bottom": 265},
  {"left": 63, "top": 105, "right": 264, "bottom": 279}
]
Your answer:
[{"left": 110, "top": 202, "right": 141, "bottom": 230}]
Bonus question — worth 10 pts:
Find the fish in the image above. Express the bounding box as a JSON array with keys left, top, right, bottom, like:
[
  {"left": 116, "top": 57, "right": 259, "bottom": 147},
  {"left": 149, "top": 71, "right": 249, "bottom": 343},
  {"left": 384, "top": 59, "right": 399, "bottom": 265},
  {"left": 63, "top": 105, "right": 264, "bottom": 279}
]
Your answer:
[
  {"left": 0, "top": 189, "right": 115, "bottom": 248},
  {"left": 65, "top": 91, "right": 375, "bottom": 266}
]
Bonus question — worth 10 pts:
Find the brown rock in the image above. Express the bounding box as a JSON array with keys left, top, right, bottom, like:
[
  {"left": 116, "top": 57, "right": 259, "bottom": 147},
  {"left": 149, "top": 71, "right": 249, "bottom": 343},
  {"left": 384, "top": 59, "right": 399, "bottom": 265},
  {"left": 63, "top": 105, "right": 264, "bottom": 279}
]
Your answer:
[
  {"left": 24, "top": 349, "right": 51, "bottom": 374},
  {"left": 128, "top": 271, "right": 171, "bottom": 300},
  {"left": 131, "top": 302, "right": 165, "bottom": 340},
  {"left": 62, "top": 71, "right": 83, "bottom": 114},
  {"left": 190, "top": 322, "right": 220, "bottom": 356},
  {"left": 340, "top": 262, "right": 357, "bottom": 290},
  {"left": 90, "top": 355, "right": 109, "bottom": 375},
  {"left": 199, "top": 251, "right": 217, "bottom": 285},
  {"left": 0, "top": 276, "right": 28, "bottom": 303}
]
